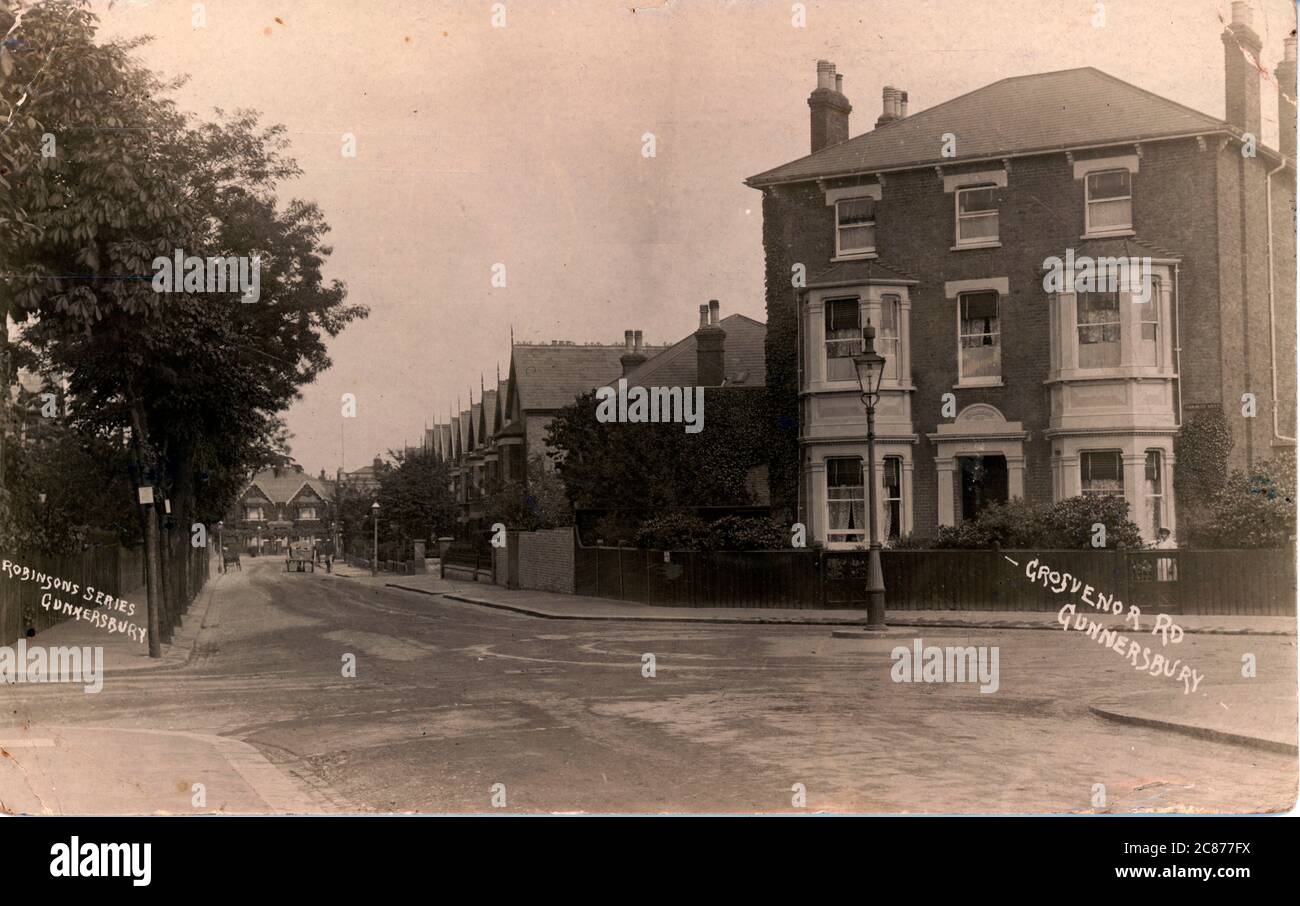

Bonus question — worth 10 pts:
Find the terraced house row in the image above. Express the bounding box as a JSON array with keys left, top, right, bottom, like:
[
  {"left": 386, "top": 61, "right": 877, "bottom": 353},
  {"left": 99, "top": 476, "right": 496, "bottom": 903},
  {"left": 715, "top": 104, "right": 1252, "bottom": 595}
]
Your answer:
[
  {"left": 747, "top": 3, "right": 1296, "bottom": 548},
  {"left": 426, "top": 305, "right": 767, "bottom": 531}
]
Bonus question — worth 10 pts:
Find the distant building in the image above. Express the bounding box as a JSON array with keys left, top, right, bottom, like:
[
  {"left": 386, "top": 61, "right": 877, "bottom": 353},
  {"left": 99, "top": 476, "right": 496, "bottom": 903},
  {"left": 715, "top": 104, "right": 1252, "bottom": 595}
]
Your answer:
[{"left": 226, "top": 464, "right": 336, "bottom": 554}]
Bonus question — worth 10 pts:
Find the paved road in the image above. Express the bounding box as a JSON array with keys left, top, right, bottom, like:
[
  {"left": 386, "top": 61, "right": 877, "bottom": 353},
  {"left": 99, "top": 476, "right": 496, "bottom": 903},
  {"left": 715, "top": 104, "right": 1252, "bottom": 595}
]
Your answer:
[{"left": 5, "top": 558, "right": 1296, "bottom": 813}]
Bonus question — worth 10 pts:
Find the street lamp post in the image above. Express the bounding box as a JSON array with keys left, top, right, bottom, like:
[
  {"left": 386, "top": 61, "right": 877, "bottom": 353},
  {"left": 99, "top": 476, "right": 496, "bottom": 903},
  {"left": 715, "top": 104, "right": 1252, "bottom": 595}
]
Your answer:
[
  {"left": 371, "top": 501, "right": 380, "bottom": 576},
  {"left": 852, "top": 324, "right": 888, "bottom": 630}
]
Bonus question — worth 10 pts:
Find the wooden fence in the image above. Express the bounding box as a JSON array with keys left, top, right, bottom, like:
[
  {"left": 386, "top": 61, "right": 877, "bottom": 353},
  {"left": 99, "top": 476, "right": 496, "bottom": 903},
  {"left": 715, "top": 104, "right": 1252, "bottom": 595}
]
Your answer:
[
  {"left": 1, "top": 540, "right": 212, "bottom": 646},
  {"left": 571, "top": 546, "right": 1296, "bottom": 615}
]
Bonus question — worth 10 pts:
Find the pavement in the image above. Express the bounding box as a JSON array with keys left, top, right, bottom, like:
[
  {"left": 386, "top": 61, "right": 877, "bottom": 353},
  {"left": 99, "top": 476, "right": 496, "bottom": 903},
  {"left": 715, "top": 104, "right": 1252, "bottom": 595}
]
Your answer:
[
  {"left": 1, "top": 557, "right": 332, "bottom": 814},
  {"left": 1, "top": 555, "right": 1294, "bottom": 813}
]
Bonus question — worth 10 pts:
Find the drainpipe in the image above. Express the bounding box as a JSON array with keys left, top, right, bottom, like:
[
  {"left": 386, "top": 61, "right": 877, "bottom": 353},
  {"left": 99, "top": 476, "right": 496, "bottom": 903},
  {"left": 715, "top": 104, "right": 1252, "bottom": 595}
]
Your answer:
[
  {"left": 1265, "top": 157, "right": 1296, "bottom": 443},
  {"left": 1173, "top": 263, "right": 1183, "bottom": 428}
]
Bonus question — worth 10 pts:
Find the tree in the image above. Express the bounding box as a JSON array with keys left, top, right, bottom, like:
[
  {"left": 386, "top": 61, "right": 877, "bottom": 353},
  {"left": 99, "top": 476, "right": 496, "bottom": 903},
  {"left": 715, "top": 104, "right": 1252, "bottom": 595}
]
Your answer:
[
  {"left": 482, "top": 455, "right": 573, "bottom": 531},
  {"left": 545, "top": 387, "right": 770, "bottom": 511},
  {"left": 375, "top": 447, "right": 456, "bottom": 558},
  {"left": 1, "top": 4, "right": 366, "bottom": 652}
]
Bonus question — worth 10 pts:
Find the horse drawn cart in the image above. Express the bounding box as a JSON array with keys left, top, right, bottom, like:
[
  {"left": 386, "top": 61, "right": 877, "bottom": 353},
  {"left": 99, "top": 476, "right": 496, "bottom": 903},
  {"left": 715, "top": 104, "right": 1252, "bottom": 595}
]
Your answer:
[{"left": 286, "top": 541, "right": 316, "bottom": 573}]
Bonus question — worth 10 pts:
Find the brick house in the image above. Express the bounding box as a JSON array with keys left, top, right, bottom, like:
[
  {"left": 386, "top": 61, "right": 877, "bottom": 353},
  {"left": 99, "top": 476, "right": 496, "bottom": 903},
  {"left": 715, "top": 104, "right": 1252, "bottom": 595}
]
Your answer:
[
  {"left": 227, "top": 464, "right": 336, "bottom": 554},
  {"left": 746, "top": 4, "right": 1295, "bottom": 548}
]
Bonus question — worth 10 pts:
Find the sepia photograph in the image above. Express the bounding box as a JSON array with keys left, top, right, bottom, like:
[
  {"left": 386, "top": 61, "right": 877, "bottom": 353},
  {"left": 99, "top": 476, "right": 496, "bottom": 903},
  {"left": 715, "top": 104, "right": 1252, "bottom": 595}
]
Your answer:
[{"left": 0, "top": 0, "right": 1296, "bottom": 887}]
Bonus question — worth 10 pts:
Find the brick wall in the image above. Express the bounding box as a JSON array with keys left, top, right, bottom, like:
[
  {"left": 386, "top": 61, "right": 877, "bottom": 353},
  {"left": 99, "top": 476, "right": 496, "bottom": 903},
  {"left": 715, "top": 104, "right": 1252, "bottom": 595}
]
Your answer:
[
  {"left": 758, "top": 135, "right": 1296, "bottom": 535},
  {"left": 516, "top": 527, "right": 575, "bottom": 594}
]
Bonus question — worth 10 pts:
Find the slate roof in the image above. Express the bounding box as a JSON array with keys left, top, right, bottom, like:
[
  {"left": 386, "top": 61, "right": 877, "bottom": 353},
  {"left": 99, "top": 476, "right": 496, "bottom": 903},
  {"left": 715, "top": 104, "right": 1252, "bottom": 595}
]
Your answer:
[
  {"left": 624, "top": 314, "right": 768, "bottom": 387},
  {"left": 747, "top": 67, "right": 1228, "bottom": 187},
  {"left": 509, "top": 343, "right": 668, "bottom": 412}
]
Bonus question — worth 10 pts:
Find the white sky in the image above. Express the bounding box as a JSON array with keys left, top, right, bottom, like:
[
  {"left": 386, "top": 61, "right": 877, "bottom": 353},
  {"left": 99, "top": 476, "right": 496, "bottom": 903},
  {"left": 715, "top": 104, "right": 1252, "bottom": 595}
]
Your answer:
[{"left": 93, "top": 0, "right": 1297, "bottom": 475}]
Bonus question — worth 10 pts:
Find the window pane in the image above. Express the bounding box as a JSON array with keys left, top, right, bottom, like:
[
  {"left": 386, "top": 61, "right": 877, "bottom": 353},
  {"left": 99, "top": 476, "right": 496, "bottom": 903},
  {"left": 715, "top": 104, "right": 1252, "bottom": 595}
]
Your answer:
[
  {"left": 1082, "top": 451, "right": 1123, "bottom": 495},
  {"left": 827, "top": 458, "right": 866, "bottom": 541},
  {"left": 838, "top": 198, "right": 874, "bottom": 224},
  {"left": 960, "top": 292, "right": 999, "bottom": 378},
  {"left": 839, "top": 223, "right": 876, "bottom": 252},
  {"left": 826, "top": 299, "right": 861, "bottom": 380},
  {"left": 961, "top": 291, "right": 998, "bottom": 322},
  {"left": 1077, "top": 292, "right": 1120, "bottom": 368},
  {"left": 1088, "top": 198, "right": 1132, "bottom": 230},
  {"left": 958, "top": 211, "right": 999, "bottom": 240},
  {"left": 1087, "top": 170, "right": 1130, "bottom": 200},
  {"left": 880, "top": 296, "right": 900, "bottom": 380},
  {"left": 958, "top": 187, "right": 997, "bottom": 213}
]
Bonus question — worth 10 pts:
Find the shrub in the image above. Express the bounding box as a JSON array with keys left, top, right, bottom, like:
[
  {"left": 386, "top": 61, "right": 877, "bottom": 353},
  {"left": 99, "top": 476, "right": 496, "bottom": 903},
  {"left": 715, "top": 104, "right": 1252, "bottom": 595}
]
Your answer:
[
  {"left": 704, "top": 516, "right": 788, "bottom": 551},
  {"left": 1188, "top": 453, "right": 1296, "bottom": 548},
  {"left": 633, "top": 512, "right": 712, "bottom": 550},
  {"left": 933, "top": 496, "right": 1143, "bottom": 550}
]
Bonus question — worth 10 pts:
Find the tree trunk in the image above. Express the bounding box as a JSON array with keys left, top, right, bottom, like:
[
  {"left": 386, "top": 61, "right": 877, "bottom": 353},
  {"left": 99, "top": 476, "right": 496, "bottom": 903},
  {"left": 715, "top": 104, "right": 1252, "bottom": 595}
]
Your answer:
[
  {"left": 157, "top": 508, "right": 174, "bottom": 643},
  {"left": 141, "top": 498, "right": 163, "bottom": 658},
  {"left": 126, "top": 392, "right": 163, "bottom": 657}
]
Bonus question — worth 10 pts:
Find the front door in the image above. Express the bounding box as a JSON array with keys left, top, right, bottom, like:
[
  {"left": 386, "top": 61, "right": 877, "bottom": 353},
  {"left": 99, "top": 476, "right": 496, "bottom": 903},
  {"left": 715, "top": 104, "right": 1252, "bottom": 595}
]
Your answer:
[{"left": 959, "top": 455, "right": 1008, "bottom": 521}]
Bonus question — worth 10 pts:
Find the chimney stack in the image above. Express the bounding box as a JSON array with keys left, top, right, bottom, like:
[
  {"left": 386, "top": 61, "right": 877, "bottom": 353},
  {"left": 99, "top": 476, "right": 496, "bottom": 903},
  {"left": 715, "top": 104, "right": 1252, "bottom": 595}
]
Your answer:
[
  {"left": 695, "top": 299, "right": 727, "bottom": 387},
  {"left": 1276, "top": 35, "right": 1297, "bottom": 159},
  {"left": 808, "top": 60, "right": 852, "bottom": 153},
  {"left": 1222, "top": 1, "right": 1263, "bottom": 138},
  {"left": 876, "top": 85, "right": 908, "bottom": 128},
  {"left": 620, "top": 327, "right": 647, "bottom": 375}
]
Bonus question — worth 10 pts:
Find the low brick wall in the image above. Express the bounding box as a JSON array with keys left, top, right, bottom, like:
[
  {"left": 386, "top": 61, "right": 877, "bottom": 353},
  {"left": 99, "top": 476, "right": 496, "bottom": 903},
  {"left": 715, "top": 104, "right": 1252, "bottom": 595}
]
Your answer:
[
  {"left": 493, "top": 545, "right": 508, "bottom": 586},
  {"left": 516, "top": 528, "right": 575, "bottom": 594}
]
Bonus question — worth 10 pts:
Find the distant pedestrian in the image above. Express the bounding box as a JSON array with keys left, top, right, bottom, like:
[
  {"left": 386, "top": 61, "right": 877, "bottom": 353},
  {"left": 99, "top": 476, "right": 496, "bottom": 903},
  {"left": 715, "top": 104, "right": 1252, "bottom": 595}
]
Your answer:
[{"left": 1154, "top": 528, "right": 1177, "bottom": 581}]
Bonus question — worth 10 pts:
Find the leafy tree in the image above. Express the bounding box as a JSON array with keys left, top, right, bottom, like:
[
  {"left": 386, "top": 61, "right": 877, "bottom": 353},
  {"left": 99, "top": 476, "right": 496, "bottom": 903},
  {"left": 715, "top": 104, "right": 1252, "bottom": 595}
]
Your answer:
[
  {"left": 483, "top": 455, "right": 572, "bottom": 531},
  {"left": 545, "top": 387, "right": 769, "bottom": 510},
  {"left": 1, "top": 4, "right": 365, "bottom": 652},
  {"left": 375, "top": 447, "right": 456, "bottom": 558}
]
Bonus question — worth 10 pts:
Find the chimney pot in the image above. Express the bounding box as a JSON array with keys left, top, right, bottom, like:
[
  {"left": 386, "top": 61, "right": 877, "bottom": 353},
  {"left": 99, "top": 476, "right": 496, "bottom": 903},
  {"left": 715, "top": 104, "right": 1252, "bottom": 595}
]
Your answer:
[
  {"left": 899, "top": 90, "right": 909, "bottom": 117},
  {"left": 835, "top": 73, "right": 843, "bottom": 93},
  {"left": 623, "top": 329, "right": 634, "bottom": 352},
  {"left": 1230, "top": 1, "right": 1251, "bottom": 28},
  {"left": 708, "top": 299, "right": 720, "bottom": 325},
  {"left": 1286, "top": 35, "right": 1297, "bottom": 63},
  {"left": 633, "top": 329, "right": 643, "bottom": 353},
  {"left": 816, "top": 59, "right": 836, "bottom": 91},
  {"left": 698, "top": 304, "right": 710, "bottom": 329}
]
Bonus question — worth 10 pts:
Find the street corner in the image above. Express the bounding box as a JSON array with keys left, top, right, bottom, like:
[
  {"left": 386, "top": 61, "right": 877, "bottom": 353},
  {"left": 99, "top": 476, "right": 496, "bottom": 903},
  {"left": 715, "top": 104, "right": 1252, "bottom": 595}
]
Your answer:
[{"left": 0, "top": 726, "right": 327, "bottom": 816}]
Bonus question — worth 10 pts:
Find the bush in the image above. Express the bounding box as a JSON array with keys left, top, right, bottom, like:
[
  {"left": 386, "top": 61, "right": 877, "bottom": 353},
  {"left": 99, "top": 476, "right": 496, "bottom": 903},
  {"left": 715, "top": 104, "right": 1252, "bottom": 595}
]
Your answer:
[
  {"left": 933, "top": 496, "right": 1143, "bottom": 550},
  {"left": 633, "top": 512, "right": 712, "bottom": 550},
  {"left": 704, "top": 516, "right": 788, "bottom": 551},
  {"left": 1187, "top": 453, "right": 1296, "bottom": 548}
]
